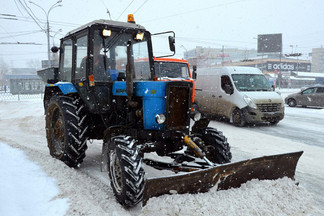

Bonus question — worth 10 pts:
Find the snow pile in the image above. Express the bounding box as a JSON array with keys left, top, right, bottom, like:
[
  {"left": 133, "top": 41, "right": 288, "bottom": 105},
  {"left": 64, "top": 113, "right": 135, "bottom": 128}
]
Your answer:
[
  {"left": 0, "top": 142, "right": 69, "bottom": 216},
  {"left": 141, "top": 178, "right": 319, "bottom": 216}
]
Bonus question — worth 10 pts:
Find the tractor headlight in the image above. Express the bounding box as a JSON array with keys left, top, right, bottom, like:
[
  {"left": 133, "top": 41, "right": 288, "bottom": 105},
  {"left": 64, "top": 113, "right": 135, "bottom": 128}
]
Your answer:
[
  {"left": 243, "top": 95, "right": 257, "bottom": 109},
  {"left": 155, "top": 113, "right": 166, "bottom": 124},
  {"left": 102, "top": 29, "right": 111, "bottom": 37},
  {"left": 193, "top": 112, "right": 201, "bottom": 121},
  {"left": 135, "top": 32, "right": 144, "bottom": 41}
]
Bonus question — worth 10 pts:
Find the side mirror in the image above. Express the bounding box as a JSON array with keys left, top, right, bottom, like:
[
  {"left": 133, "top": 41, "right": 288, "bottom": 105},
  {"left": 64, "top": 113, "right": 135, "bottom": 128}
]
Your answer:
[
  {"left": 224, "top": 84, "right": 234, "bottom": 95},
  {"left": 51, "top": 46, "right": 59, "bottom": 53},
  {"left": 168, "top": 36, "right": 175, "bottom": 52},
  {"left": 192, "top": 71, "right": 197, "bottom": 80},
  {"left": 192, "top": 65, "right": 197, "bottom": 79}
]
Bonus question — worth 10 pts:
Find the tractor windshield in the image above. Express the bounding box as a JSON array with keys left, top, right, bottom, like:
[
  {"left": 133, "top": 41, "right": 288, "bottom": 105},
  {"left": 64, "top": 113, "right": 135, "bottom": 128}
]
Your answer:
[
  {"left": 92, "top": 29, "right": 151, "bottom": 81},
  {"left": 154, "top": 61, "right": 190, "bottom": 79}
]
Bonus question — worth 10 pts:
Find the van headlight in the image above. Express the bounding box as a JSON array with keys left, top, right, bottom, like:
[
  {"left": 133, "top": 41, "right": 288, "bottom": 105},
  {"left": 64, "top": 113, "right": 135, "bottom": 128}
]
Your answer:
[
  {"left": 243, "top": 95, "right": 257, "bottom": 109},
  {"left": 155, "top": 114, "right": 166, "bottom": 124}
]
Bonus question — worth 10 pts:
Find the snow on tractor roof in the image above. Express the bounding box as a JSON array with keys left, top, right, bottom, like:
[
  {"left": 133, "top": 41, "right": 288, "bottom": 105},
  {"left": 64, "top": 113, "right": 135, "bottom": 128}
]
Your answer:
[{"left": 65, "top": 19, "right": 146, "bottom": 37}]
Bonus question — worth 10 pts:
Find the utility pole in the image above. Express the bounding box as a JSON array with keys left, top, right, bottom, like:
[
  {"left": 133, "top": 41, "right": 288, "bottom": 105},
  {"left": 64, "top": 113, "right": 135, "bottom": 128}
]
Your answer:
[
  {"left": 221, "top": 45, "right": 224, "bottom": 66},
  {"left": 29, "top": 0, "right": 62, "bottom": 68}
]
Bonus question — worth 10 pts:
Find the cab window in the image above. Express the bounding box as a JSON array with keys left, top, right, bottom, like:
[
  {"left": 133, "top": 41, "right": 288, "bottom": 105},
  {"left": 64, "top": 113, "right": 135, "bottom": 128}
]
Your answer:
[
  {"left": 75, "top": 35, "right": 88, "bottom": 80},
  {"left": 60, "top": 39, "right": 73, "bottom": 81}
]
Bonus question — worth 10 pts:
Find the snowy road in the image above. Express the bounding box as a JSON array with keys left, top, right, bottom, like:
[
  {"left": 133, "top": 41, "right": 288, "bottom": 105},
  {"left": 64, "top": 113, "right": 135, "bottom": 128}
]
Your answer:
[
  {"left": 207, "top": 101, "right": 324, "bottom": 208},
  {"left": 0, "top": 98, "right": 323, "bottom": 215},
  {"left": 245, "top": 106, "right": 324, "bottom": 148}
]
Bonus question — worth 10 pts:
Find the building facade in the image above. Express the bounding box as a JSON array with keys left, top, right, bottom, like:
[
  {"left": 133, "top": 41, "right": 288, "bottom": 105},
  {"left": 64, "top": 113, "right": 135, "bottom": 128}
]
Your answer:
[
  {"left": 4, "top": 68, "right": 44, "bottom": 94},
  {"left": 311, "top": 47, "right": 324, "bottom": 73}
]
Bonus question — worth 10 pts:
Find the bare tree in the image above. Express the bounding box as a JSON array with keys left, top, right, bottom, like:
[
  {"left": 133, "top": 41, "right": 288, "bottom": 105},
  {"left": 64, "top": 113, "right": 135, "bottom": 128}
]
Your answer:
[
  {"left": 27, "top": 59, "right": 41, "bottom": 71},
  {"left": 0, "top": 58, "right": 9, "bottom": 91}
]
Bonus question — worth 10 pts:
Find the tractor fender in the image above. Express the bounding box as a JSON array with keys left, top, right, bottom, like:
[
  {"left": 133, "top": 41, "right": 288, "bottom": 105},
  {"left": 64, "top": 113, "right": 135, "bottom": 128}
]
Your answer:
[
  {"left": 44, "top": 82, "right": 77, "bottom": 111},
  {"left": 45, "top": 82, "right": 77, "bottom": 95}
]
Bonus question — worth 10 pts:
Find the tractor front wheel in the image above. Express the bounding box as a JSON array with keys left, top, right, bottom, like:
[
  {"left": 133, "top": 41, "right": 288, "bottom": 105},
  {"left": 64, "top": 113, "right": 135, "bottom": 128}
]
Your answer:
[
  {"left": 107, "top": 135, "right": 145, "bottom": 208},
  {"left": 193, "top": 127, "right": 232, "bottom": 164}
]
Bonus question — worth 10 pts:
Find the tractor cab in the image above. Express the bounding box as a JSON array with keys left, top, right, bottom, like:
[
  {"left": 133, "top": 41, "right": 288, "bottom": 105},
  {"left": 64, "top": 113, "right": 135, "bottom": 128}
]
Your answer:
[{"left": 52, "top": 19, "right": 155, "bottom": 114}]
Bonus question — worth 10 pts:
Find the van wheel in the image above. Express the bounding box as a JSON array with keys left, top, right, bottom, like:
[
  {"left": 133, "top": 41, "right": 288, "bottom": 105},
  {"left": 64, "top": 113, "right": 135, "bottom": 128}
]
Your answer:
[
  {"left": 288, "top": 98, "right": 297, "bottom": 107},
  {"left": 269, "top": 120, "right": 280, "bottom": 125},
  {"left": 232, "top": 108, "right": 246, "bottom": 127}
]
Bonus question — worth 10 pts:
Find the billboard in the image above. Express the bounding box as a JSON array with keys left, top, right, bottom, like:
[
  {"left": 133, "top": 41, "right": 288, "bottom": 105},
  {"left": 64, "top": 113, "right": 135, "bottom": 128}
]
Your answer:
[
  {"left": 267, "top": 61, "right": 311, "bottom": 72},
  {"left": 257, "top": 34, "right": 282, "bottom": 53}
]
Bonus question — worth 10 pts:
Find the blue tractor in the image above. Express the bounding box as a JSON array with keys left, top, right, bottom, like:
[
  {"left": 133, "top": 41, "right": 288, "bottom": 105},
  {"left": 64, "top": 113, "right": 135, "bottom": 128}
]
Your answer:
[
  {"left": 39, "top": 15, "right": 302, "bottom": 208},
  {"left": 40, "top": 16, "right": 231, "bottom": 207}
]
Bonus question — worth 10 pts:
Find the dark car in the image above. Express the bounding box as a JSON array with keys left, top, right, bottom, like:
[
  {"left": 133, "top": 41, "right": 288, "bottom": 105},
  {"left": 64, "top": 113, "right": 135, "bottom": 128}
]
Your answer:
[{"left": 285, "top": 85, "right": 324, "bottom": 107}]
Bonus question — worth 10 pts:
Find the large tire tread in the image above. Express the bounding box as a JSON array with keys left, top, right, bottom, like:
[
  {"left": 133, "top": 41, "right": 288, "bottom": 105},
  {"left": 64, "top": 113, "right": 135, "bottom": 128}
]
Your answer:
[
  {"left": 46, "top": 95, "right": 89, "bottom": 167},
  {"left": 108, "top": 135, "right": 145, "bottom": 208},
  {"left": 195, "top": 127, "right": 232, "bottom": 164}
]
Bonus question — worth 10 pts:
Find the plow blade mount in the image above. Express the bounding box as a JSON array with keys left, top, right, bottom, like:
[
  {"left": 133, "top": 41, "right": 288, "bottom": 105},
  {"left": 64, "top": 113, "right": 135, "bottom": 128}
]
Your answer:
[{"left": 142, "top": 151, "right": 303, "bottom": 206}]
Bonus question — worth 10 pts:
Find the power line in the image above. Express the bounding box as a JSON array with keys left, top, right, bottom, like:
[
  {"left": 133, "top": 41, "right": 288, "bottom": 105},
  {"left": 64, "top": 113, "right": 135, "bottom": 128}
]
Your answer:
[
  {"left": 99, "top": 0, "right": 112, "bottom": 20},
  {"left": 2, "top": 14, "right": 79, "bottom": 28},
  {"left": 16, "top": 0, "right": 45, "bottom": 31},
  {"left": 13, "top": 0, "right": 26, "bottom": 17},
  {"left": 22, "top": 0, "right": 44, "bottom": 26},
  {"left": 0, "top": 25, "right": 18, "bottom": 42},
  {"left": 0, "top": 30, "right": 43, "bottom": 39},
  {"left": 117, "top": 0, "right": 135, "bottom": 21},
  {"left": 133, "top": 0, "right": 149, "bottom": 14},
  {"left": 141, "top": 0, "right": 250, "bottom": 23}
]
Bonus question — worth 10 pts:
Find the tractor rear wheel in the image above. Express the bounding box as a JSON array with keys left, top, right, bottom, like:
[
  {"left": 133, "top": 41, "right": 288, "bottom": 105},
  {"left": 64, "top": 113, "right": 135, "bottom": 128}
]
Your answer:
[
  {"left": 107, "top": 135, "right": 145, "bottom": 208},
  {"left": 193, "top": 127, "right": 232, "bottom": 164},
  {"left": 46, "top": 95, "right": 89, "bottom": 167}
]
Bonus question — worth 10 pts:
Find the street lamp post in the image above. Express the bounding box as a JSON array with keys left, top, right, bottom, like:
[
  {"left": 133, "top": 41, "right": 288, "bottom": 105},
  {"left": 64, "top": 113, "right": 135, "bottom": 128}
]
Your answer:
[
  {"left": 52, "top": 28, "right": 62, "bottom": 46},
  {"left": 29, "top": 0, "right": 62, "bottom": 68}
]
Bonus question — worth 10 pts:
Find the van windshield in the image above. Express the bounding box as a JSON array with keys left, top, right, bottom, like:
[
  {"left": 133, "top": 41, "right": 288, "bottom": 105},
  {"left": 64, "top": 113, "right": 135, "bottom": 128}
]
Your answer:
[{"left": 231, "top": 74, "right": 272, "bottom": 91}]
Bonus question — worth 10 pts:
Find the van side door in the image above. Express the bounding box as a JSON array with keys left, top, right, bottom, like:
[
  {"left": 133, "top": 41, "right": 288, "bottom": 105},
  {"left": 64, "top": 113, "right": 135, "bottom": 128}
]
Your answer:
[{"left": 215, "top": 75, "right": 234, "bottom": 117}]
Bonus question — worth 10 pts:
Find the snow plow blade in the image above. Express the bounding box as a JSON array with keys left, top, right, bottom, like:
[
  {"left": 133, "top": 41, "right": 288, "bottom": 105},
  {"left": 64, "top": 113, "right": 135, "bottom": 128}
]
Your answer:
[{"left": 142, "top": 151, "right": 303, "bottom": 206}]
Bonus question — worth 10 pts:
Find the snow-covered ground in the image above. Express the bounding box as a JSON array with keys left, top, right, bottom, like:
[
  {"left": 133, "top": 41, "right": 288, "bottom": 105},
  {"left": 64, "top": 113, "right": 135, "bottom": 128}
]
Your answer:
[
  {"left": 0, "top": 92, "right": 323, "bottom": 215},
  {"left": 0, "top": 143, "right": 69, "bottom": 216}
]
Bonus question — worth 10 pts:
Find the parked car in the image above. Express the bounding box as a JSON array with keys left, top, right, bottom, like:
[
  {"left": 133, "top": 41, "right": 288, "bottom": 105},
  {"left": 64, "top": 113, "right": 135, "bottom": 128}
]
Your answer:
[{"left": 285, "top": 85, "right": 324, "bottom": 107}]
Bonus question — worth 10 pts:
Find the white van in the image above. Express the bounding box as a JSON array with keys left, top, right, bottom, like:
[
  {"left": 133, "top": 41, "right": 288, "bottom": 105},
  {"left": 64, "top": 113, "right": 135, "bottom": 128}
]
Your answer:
[{"left": 194, "top": 66, "right": 284, "bottom": 126}]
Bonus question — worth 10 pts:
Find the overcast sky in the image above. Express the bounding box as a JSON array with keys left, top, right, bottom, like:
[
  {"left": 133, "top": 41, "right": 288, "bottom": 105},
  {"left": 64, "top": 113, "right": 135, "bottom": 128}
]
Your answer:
[{"left": 1, "top": 0, "right": 324, "bottom": 68}]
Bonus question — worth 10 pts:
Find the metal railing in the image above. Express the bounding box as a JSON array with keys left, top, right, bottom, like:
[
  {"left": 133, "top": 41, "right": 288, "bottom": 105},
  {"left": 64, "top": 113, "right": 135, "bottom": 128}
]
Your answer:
[{"left": 0, "top": 92, "right": 43, "bottom": 101}]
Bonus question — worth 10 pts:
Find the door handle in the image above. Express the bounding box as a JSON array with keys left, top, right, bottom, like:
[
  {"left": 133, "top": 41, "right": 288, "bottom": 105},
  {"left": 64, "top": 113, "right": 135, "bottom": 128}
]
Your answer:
[
  {"left": 219, "top": 95, "right": 222, "bottom": 98},
  {"left": 212, "top": 95, "right": 216, "bottom": 98}
]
